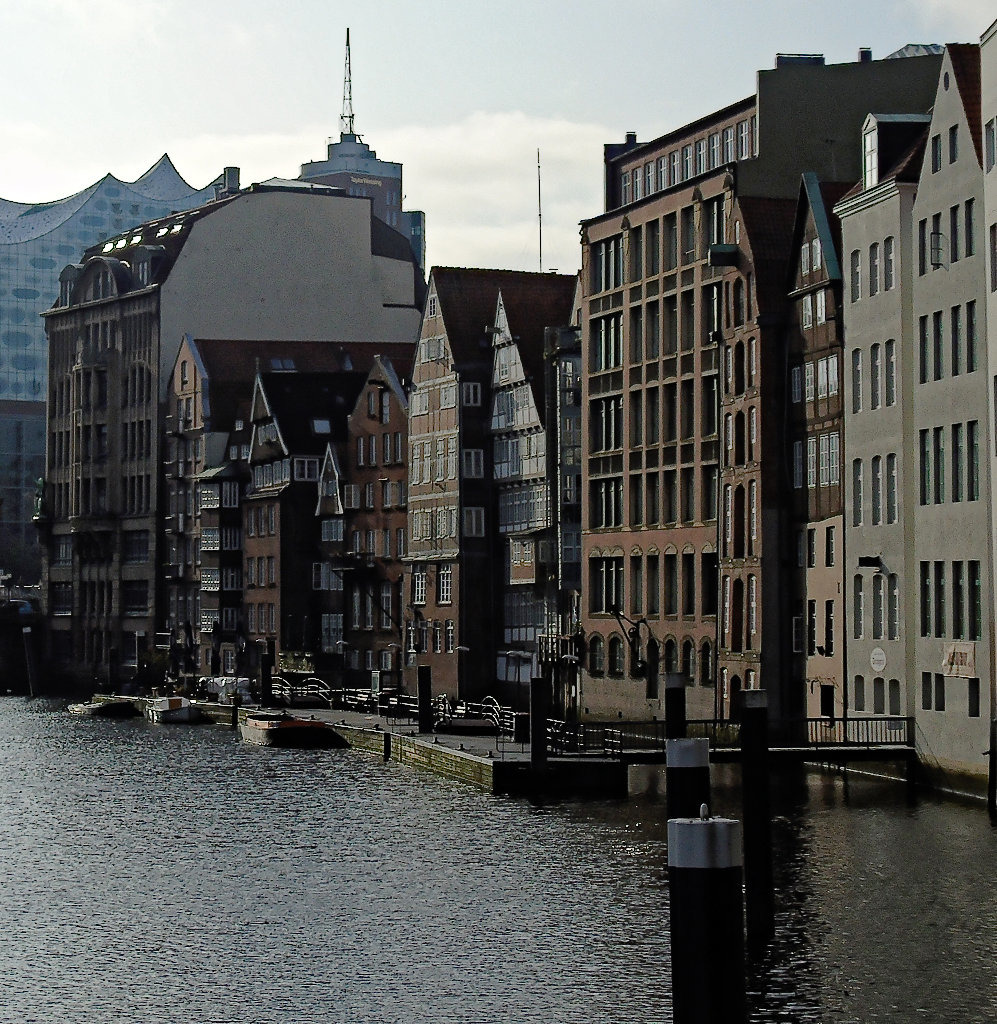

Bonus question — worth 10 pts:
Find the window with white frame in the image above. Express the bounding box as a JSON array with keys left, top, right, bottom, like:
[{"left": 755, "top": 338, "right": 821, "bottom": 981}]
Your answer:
[
  {"left": 793, "top": 441, "right": 804, "bottom": 489},
  {"left": 791, "top": 365, "right": 803, "bottom": 403},
  {"left": 805, "top": 362, "right": 815, "bottom": 402},
  {"left": 413, "top": 568, "right": 427, "bottom": 605},
  {"left": 438, "top": 564, "right": 452, "bottom": 604},
  {"left": 807, "top": 436, "right": 817, "bottom": 488}
]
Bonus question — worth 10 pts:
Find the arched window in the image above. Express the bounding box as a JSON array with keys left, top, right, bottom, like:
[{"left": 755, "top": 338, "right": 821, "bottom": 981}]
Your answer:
[
  {"left": 734, "top": 411, "right": 745, "bottom": 465},
  {"left": 699, "top": 640, "right": 712, "bottom": 687},
  {"left": 664, "top": 638, "right": 678, "bottom": 673},
  {"left": 733, "top": 485, "right": 745, "bottom": 559},
  {"left": 608, "top": 635, "right": 625, "bottom": 676},
  {"left": 731, "top": 578, "right": 744, "bottom": 652},
  {"left": 646, "top": 639, "right": 660, "bottom": 699},
  {"left": 589, "top": 635, "right": 605, "bottom": 676},
  {"left": 734, "top": 341, "right": 745, "bottom": 395},
  {"left": 682, "top": 639, "right": 694, "bottom": 679},
  {"left": 733, "top": 278, "right": 745, "bottom": 327}
]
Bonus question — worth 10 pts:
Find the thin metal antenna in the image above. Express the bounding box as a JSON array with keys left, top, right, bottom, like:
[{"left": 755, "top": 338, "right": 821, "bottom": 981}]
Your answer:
[
  {"left": 537, "top": 149, "right": 542, "bottom": 272},
  {"left": 341, "top": 28, "right": 354, "bottom": 135}
]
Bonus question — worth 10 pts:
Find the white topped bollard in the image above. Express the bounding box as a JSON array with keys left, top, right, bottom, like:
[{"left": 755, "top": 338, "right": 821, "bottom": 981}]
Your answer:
[{"left": 668, "top": 810, "right": 746, "bottom": 1024}]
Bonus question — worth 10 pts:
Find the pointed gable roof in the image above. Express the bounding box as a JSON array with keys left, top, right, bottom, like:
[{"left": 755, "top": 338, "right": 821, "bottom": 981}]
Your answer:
[
  {"left": 945, "top": 43, "right": 982, "bottom": 166},
  {"left": 430, "top": 268, "right": 576, "bottom": 368},
  {"left": 257, "top": 370, "right": 366, "bottom": 456}
]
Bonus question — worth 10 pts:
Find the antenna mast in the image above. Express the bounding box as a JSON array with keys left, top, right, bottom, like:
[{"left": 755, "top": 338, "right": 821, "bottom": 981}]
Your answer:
[
  {"left": 538, "top": 149, "right": 542, "bottom": 272},
  {"left": 341, "top": 28, "right": 354, "bottom": 135}
]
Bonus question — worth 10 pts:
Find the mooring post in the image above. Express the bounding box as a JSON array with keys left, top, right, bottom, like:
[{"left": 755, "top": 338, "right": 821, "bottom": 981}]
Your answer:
[
  {"left": 740, "top": 688, "right": 774, "bottom": 954},
  {"left": 529, "top": 675, "right": 549, "bottom": 775},
  {"left": 665, "top": 671, "right": 687, "bottom": 739},
  {"left": 665, "top": 737, "right": 711, "bottom": 822},
  {"left": 21, "top": 626, "right": 37, "bottom": 699},
  {"left": 668, "top": 813, "right": 746, "bottom": 1024},
  {"left": 230, "top": 690, "right": 240, "bottom": 730},
  {"left": 417, "top": 665, "right": 433, "bottom": 734}
]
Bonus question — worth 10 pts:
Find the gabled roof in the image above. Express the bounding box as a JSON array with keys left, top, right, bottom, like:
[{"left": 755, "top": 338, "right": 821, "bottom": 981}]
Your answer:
[
  {"left": 256, "top": 371, "right": 366, "bottom": 456},
  {"left": 946, "top": 43, "right": 982, "bottom": 166},
  {"left": 188, "top": 337, "right": 415, "bottom": 430},
  {"left": 430, "top": 268, "right": 576, "bottom": 371},
  {"left": 795, "top": 174, "right": 851, "bottom": 284},
  {"left": 737, "top": 196, "right": 797, "bottom": 312},
  {"left": 835, "top": 128, "right": 927, "bottom": 206}
]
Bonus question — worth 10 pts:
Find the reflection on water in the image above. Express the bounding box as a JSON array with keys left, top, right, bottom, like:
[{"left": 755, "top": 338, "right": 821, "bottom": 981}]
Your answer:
[{"left": 1, "top": 699, "right": 995, "bottom": 1023}]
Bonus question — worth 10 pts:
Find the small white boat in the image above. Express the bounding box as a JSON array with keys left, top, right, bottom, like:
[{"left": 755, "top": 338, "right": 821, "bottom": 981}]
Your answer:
[{"left": 145, "top": 696, "right": 200, "bottom": 724}]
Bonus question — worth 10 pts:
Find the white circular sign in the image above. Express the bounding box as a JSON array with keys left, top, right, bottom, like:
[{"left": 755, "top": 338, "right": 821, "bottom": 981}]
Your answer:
[{"left": 870, "top": 647, "right": 887, "bottom": 673}]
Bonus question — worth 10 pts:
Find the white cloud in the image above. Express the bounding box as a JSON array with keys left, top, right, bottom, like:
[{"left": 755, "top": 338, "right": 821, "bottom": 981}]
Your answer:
[
  {"left": 376, "top": 111, "right": 610, "bottom": 273},
  {"left": 894, "top": 0, "right": 995, "bottom": 38}
]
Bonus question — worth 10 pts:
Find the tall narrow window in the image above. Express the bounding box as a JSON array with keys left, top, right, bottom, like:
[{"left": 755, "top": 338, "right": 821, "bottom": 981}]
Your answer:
[
  {"left": 968, "top": 420, "right": 980, "bottom": 500},
  {"left": 851, "top": 350, "right": 862, "bottom": 414},
  {"left": 871, "top": 455, "right": 882, "bottom": 525},
  {"left": 952, "top": 561, "right": 965, "bottom": 640},
  {"left": 850, "top": 250, "right": 861, "bottom": 302},
  {"left": 920, "top": 561, "right": 931, "bottom": 638},
  {"left": 886, "top": 453, "right": 897, "bottom": 523},
  {"left": 885, "top": 339, "right": 896, "bottom": 406},
  {"left": 883, "top": 236, "right": 895, "bottom": 289},
  {"left": 951, "top": 423, "right": 963, "bottom": 502},
  {"left": 869, "top": 243, "right": 879, "bottom": 295},
  {"left": 888, "top": 574, "right": 899, "bottom": 640},
  {"left": 870, "top": 343, "right": 881, "bottom": 410},
  {"left": 934, "top": 561, "right": 946, "bottom": 638},
  {"left": 853, "top": 576, "right": 864, "bottom": 639},
  {"left": 950, "top": 204, "right": 960, "bottom": 263},
  {"left": 951, "top": 305, "right": 963, "bottom": 375},
  {"left": 852, "top": 459, "right": 863, "bottom": 526},
  {"left": 873, "top": 573, "right": 885, "bottom": 640}
]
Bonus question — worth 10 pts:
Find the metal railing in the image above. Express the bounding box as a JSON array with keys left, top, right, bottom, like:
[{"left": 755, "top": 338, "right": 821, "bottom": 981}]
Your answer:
[
  {"left": 269, "top": 676, "right": 333, "bottom": 707},
  {"left": 545, "top": 715, "right": 913, "bottom": 759}
]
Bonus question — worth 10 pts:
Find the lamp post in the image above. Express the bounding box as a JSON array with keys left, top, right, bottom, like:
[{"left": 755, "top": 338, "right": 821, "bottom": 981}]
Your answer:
[{"left": 334, "top": 639, "right": 349, "bottom": 708}]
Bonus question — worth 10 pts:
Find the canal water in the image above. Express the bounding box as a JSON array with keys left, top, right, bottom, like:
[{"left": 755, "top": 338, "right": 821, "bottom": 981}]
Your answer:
[{"left": 2, "top": 698, "right": 996, "bottom": 1024}]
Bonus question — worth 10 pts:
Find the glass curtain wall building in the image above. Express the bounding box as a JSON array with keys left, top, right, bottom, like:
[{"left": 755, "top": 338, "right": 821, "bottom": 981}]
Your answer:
[{"left": 0, "top": 156, "right": 216, "bottom": 577}]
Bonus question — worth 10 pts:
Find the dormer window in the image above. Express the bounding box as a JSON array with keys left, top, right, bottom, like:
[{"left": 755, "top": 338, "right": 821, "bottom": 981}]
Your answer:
[{"left": 863, "top": 125, "right": 878, "bottom": 189}]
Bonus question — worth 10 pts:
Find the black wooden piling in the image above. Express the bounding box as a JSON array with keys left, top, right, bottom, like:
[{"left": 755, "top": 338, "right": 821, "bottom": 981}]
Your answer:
[
  {"left": 664, "top": 672, "right": 687, "bottom": 739},
  {"left": 665, "top": 738, "right": 711, "bottom": 822},
  {"left": 530, "top": 676, "right": 549, "bottom": 774},
  {"left": 417, "top": 665, "right": 433, "bottom": 734},
  {"left": 740, "top": 688, "right": 774, "bottom": 953},
  {"left": 668, "top": 813, "right": 746, "bottom": 1024}
]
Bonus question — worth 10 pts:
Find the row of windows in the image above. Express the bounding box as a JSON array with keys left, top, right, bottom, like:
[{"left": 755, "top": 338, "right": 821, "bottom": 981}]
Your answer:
[
  {"left": 791, "top": 354, "right": 839, "bottom": 404},
  {"left": 920, "top": 672, "right": 981, "bottom": 717},
  {"left": 620, "top": 117, "right": 756, "bottom": 205},
  {"left": 797, "top": 525, "right": 836, "bottom": 569},
  {"left": 849, "top": 237, "right": 895, "bottom": 302},
  {"left": 918, "top": 422, "right": 980, "bottom": 505},
  {"left": 852, "top": 573, "right": 899, "bottom": 641},
  {"left": 588, "top": 634, "right": 713, "bottom": 691},
  {"left": 791, "top": 598, "right": 835, "bottom": 657},
  {"left": 590, "top": 552, "right": 719, "bottom": 619},
  {"left": 919, "top": 560, "right": 983, "bottom": 641},
  {"left": 853, "top": 676, "right": 902, "bottom": 715},
  {"left": 590, "top": 467, "right": 719, "bottom": 531},
  {"left": 917, "top": 201, "right": 975, "bottom": 274},
  {"left": 918, "top": 302, "right": 978, "bottom": 382},
  {"left": 357, "top": 431, "right": 404, "bottom": 468},
  {"left": 720, "top": 573, "right": 757, "bottom": 652},
  {"left": 851, "top": 453, "right": 897, "bottom": 527},
  {"left": 410, "top": 564, "right": 453, "bottom": 606},
  {"left": 851, "top": 341, "right": 896, "bottom": 414},
  {"left": 793, "top": 432, "right": 840, "bottom": 490}
]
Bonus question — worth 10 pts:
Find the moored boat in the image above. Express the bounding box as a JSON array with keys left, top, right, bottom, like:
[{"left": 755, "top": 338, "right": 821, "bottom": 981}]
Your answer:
[
  {"left": 239, "top": 711, "right": 346, "bottom": 748},
  {"left": 68, "top": 698, "right": 140, "bottom": 718},
  {"left": 145, "top": 696, "right": 200, "bottom": 724}
]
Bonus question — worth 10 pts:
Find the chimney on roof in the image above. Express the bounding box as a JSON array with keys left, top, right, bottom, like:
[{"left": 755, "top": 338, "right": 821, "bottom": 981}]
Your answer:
[
  {"left": 213, "top": 167, "right": 241, "bottom": 201},
  {"left": 625, "top": 132, "right": 637, "bottom": 146},
  {"left": 859, "top": 47, "right": 872, "bottom": 62}
]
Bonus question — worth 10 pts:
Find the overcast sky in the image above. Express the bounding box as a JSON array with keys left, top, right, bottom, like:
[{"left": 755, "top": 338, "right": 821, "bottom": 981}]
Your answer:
[{"left": 1, "top": 0, "right": 992, "bottom": 275}]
